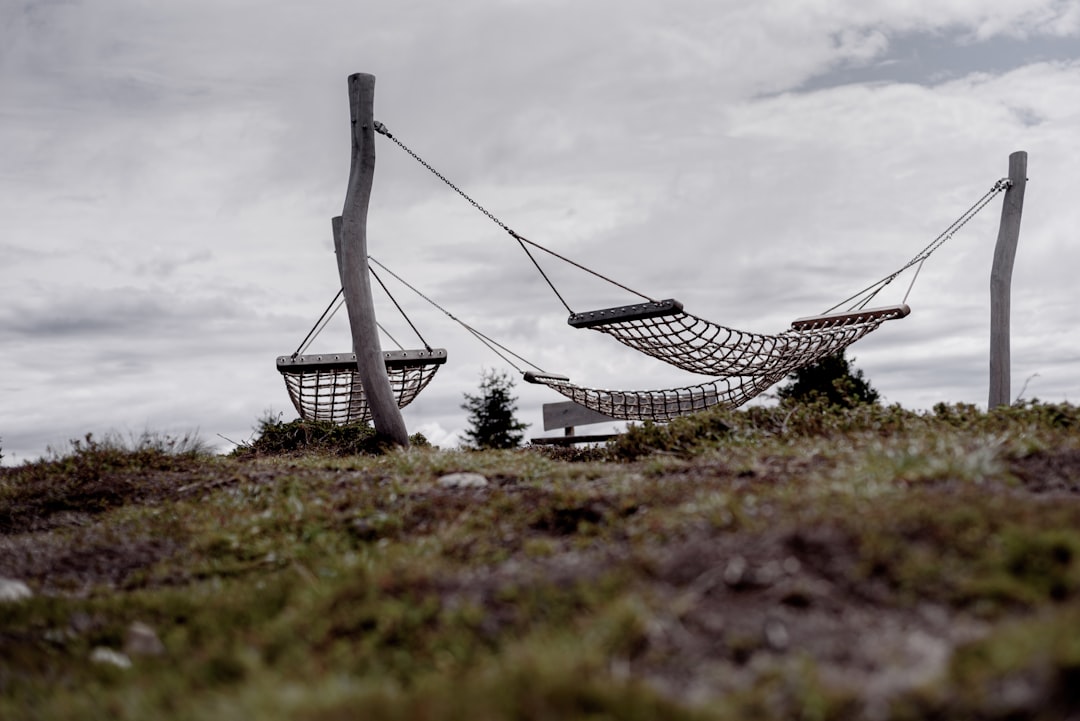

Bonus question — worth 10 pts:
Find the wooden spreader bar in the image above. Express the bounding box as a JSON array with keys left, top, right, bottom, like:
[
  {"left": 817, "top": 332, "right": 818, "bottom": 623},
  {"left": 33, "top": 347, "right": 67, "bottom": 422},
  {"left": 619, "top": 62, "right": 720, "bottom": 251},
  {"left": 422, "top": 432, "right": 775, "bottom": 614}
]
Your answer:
[
  {"left": 523, "top": 371, "right": 571, "bottom": 384},
  {"left": 278, "top": 348, "right": 448, "bottom": 374},
  {"left": 789, "top": 304, "right": 910, "bottom": 331},
  {"left": 568, "top": 299, "right": 684, "bottom": 329}
]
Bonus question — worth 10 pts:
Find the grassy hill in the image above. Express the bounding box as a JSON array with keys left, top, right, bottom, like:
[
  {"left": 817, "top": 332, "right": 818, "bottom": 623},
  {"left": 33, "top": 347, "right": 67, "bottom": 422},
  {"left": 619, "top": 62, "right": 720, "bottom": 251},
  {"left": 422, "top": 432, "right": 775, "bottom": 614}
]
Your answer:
[{"left": 2, "top": 402, "right": 1079, "bottom": 720}]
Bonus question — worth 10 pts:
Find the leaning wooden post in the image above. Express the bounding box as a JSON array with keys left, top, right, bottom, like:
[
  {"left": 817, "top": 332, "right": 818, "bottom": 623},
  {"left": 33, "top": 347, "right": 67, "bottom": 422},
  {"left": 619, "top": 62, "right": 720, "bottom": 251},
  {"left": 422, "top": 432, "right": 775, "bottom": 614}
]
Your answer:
[
  {"left": 988, "top": 151, "right": 1027, "bottom": 409},
  {"left": 339, "top": 72, "right": 410, "bottom": 446}
]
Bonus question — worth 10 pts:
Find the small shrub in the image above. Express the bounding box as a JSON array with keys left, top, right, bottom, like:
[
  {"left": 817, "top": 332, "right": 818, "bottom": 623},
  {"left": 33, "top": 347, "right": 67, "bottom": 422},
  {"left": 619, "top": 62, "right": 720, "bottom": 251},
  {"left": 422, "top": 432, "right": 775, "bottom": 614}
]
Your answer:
[
  {"left": 529, "top": 443, "right": 610, "bottom": 462},
  {"left": 605, "top": 403, "right": 927, "bottom": 460},
  {"left": 232, "top": 414, "right": 429, "bottom": 458},
  {"left": 38, "top": 431, "right": 212, "bottom": 476},
  {"left": 777, "top": 351, "right": 880, "bottom": 409},
  {"left": 0, "top": 431, "right": 213, "bottom": 532},
  {"left": 462, "top": 369, "right": 529, "bottom": 450},
  {"left": 607, "top": 408, "right": 733, "bottom": 460}
]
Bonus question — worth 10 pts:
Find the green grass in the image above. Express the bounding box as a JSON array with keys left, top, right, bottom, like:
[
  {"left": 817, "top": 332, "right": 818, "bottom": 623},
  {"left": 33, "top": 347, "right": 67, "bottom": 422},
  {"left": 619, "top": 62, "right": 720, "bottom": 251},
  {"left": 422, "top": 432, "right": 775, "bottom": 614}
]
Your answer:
[{"left": 2, "top": 403, "right": 1079, "bottom": 719}]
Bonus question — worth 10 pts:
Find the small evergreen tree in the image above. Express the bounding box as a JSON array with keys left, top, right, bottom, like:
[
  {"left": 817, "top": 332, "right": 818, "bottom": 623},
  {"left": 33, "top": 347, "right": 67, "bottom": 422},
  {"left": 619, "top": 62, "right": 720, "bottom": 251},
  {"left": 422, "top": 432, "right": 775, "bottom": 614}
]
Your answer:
[
  {"left": 777, "top": 351, "right": 880, "bottom": 408},
  {"left": 461, "top": 369, "right": 529, "bottom": 449}
]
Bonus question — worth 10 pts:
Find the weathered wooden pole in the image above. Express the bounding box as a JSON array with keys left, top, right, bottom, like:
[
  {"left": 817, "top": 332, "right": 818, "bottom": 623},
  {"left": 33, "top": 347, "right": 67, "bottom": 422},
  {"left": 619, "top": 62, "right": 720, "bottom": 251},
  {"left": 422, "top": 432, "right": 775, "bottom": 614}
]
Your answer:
[
  {"left": 339, "top": 73, "right": 410, "bottom": 446},
  {"left": 988, "top": 151, "right": 1027, "bottom": 409}
]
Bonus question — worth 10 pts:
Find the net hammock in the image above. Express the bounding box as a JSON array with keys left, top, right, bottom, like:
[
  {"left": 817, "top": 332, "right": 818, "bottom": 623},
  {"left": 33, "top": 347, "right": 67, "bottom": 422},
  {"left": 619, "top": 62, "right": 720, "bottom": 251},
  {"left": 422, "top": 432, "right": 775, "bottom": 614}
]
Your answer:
[
  {"left": 567, "top": 300, "right": 910, "bottom": 377},
  {"left": 522, "top": 371, "right": 780, "bottom": 423},
  {"left": 522, "top": 304, "right": 908, "bottom": 421},
  {"left": 373, "top": 121, "right": 1011, "bottom": 422},
  {"left": 370, "top": 258, "right": 899, "bottom": 422}
]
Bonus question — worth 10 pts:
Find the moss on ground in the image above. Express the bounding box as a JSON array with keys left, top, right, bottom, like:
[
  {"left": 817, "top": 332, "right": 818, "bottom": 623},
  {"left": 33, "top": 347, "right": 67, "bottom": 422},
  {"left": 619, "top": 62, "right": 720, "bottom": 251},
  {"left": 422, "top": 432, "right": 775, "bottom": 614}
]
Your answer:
[{"left": 1, "top": 403, "right": 1079, "bottom": 719}]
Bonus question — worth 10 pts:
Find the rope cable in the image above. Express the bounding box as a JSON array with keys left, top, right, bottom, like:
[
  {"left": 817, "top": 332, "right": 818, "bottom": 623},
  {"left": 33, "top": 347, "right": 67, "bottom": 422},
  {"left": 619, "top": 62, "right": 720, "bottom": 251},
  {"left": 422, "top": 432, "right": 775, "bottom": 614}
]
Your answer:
[
  {"left": 374, "top": 121, "right": 653, "bottom": 308},
  {"left": 294, "top": 264, "right": 439, "bottom": 355},
  {"left": 374, "top": 121, "right": 1008, "bottom": 322},
  {"left": 901, "top": 258, "right": 927, "bottom": 306},
  {"left": 511, "top": 235, "right": 574, "bottom": 313},
  {"left": 370, "top": 266, "right": 433, "bottom": 351},
  {"left": 295, "top": 294, "right": 405, "bottom": 355},
  {"left": 512, "top": 231, "right": 654, "bottom": 304},
  {"left": 367, "top": 255, "right": 548, "bottom": 374},
  {"left": 376, "top": 321, "right": 404, "bottom": 351},
  {"left": 293, "top": 289, "right": 345, "bottom": 357},
  {"left": 823, "top": 177, "right": 1010, "bottom": 314}
]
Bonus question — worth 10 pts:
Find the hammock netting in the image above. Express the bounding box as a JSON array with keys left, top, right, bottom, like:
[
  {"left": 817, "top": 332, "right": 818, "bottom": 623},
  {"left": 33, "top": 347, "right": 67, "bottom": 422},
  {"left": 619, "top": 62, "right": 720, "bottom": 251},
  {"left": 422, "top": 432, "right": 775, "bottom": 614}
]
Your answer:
[
  {"left": 369, "top": 120, "right": 1012, "bottom": 425},
  {"left": 524, "top": 372, "right": 781, "bottom": 423},
  {"left": 277, "top": 349, "right": 447, "bottom": 425},
  {"left": 524, "top": 304, "right": 910, "bottom": 422},
  {"left": 569, "top": 301, "right": 911, "bottom": 377}
]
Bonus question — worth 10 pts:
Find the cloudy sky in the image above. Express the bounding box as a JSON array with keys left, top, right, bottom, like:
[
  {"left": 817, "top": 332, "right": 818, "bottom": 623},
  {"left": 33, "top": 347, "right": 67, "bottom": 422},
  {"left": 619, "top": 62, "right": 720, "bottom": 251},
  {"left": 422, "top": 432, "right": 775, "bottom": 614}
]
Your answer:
[{"left": 2, "top": 0, "right": 1078, "bottom": 463}]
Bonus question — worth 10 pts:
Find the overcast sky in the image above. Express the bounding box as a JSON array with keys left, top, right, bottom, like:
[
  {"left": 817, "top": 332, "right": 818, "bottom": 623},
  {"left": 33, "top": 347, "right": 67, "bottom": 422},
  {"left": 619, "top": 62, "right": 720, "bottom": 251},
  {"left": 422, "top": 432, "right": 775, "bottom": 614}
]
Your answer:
[{"left": 2, "top": 1, "right": 1078, "bottom": 463}]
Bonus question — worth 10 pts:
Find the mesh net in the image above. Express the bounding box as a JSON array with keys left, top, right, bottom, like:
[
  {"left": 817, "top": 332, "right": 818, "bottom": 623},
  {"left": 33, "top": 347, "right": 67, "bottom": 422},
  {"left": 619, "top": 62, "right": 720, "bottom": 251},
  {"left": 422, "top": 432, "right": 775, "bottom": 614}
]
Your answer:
[
  {"left": 528, "top": 305, "right": 909, "bottom": 422},
  {"left": 281, "top": 362, "right": 442, "bottom": 425},
  {"left": 526, "top": 373, "right": 781, "bottom": 423},
  {"left": 586, "top": 305, "right": 908, "bottom": 377}
]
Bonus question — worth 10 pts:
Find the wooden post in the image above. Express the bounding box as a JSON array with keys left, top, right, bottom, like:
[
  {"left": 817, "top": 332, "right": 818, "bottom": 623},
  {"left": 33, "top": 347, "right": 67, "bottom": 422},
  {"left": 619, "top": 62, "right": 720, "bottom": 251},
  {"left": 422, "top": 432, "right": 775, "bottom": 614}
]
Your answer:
[
  {"left": 988, "top": 151, "right": 1027, "bottom": 409},
  {"left": 338, "top": 73, "right": 410, "bottom": 446}
]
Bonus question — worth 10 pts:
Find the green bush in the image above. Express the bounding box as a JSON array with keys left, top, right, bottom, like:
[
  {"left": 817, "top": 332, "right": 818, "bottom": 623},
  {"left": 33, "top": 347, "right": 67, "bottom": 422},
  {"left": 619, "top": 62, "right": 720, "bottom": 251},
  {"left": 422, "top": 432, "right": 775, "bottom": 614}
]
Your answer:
[
  {"left": 461, "top": 369, "right": 529, "bottom": 450},
  {"left": 776, "top": 350, "right": 880, "bottom": 408},
  {"left": 232, "top": 414, "right": 429, "bottom": 458}
]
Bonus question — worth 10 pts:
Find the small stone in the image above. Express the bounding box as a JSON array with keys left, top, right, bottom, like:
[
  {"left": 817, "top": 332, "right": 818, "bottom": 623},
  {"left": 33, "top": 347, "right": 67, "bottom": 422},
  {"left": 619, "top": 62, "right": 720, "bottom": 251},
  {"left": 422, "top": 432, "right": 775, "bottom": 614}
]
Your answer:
[
  {"left": 764, "top": 618, "right": 790, "bottom": 650},
  {"left": 69, "top": 611, "right": 95, "bottom": 633},
  {"left": 90, "top": 647, "right": 132, "bottom": 669},
  {"left": 437, "top": 472, "right": 489, "bottom": 489},
  {"left": 0, "top": 577, "right": 32, "bottom": 603},
  {"left": 755, "top": 560, "right": 783, "bottom": 586},
  {"left": 723, "top": 555, "right": 748, "bottom": 587},
  {"left": 124, "top": 622, "right": 165, "bottom": 657}
]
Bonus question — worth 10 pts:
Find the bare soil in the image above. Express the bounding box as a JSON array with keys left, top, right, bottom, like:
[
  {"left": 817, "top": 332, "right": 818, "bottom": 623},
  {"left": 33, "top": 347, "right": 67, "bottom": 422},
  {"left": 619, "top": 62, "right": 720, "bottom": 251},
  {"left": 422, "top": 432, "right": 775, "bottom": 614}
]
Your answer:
[{"left": 4, "top": 447, "right": 1080, "bottom": 717}]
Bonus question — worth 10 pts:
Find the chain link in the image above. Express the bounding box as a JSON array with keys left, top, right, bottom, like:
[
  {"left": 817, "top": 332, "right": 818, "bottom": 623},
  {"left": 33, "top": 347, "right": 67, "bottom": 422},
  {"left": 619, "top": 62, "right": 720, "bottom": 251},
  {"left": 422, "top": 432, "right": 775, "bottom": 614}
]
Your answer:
[
  {"left": 827, "top": 177, "right": 1011, "bottom": 313},
  {"left": 377, "top": 121, "right": 1010, "bottom": 316},
  {"left": 375, "top": 121, "right": 517, "bottom": 236},
  {"left": 374, "top": 121, "right": 653, "bottom": 309},
  {"left": 903, "top": 177, "right": 1010, "bottom": 271}
]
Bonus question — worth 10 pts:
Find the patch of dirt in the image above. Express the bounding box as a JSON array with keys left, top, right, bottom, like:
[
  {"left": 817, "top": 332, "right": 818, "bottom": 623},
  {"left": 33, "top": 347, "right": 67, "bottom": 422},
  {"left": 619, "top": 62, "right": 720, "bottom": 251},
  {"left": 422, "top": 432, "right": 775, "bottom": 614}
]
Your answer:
[
  {"left": 0, "top": 469, "right": 216, "bottom": 535},
  {"left": 4, "top": 450, "right": 1079, "bottom": 715},
  {"left": 426, "top": 519, "right": 989, "bottom": 712},
  {"left": 0, "top": 521, "right": 186, "bottom": 596},
  {"left": 1008, "top": 448, "right": 1080, "bottom": 494},
  {"left": 634, "top": 527, "right": 988, "bottom": 707}
]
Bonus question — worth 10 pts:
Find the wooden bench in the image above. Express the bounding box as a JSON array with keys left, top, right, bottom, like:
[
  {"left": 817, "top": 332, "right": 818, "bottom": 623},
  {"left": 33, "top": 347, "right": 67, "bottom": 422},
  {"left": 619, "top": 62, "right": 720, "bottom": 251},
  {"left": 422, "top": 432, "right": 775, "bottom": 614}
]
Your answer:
[{"left": 530, "top": 401, "right": 620, "bottom": 446}]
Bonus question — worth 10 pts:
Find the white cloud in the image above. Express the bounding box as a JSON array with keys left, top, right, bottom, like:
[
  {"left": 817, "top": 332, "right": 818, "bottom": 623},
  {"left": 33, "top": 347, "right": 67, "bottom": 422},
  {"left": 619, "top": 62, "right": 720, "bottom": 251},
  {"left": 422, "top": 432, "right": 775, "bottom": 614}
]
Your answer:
[{"left": 2, "top": 1, "right": 1078, "bottom": 463}]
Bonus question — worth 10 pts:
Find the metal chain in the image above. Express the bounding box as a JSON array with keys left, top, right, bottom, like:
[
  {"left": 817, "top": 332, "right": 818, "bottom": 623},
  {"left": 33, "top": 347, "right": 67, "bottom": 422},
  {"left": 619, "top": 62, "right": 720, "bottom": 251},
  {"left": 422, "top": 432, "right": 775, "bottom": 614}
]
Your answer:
[
  {"left": 374, "top": 121, "right": 653, "bottom": 308},
  {"left": 375, "top": 121, "right": 517, "bottom": 234},
  {"left": 899, "top": 178, "right": 1011, "bottom": 273},
  {"left": 825, "top": 177, "right": 1011, "bottom": 314},
  {"left": 376, "top": 121, "right": 1008, "bottom": 317}
]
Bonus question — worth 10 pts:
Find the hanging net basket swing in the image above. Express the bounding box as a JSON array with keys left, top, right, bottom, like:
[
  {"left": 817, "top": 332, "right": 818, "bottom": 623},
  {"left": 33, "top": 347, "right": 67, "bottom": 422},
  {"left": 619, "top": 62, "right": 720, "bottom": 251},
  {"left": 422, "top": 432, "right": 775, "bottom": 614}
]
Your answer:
[
  {"left": 277, "top": 271, "right": 447, "bottom": 425},
  {"left": 277, "top": 348, "right": 446, "bottom": 425}
]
